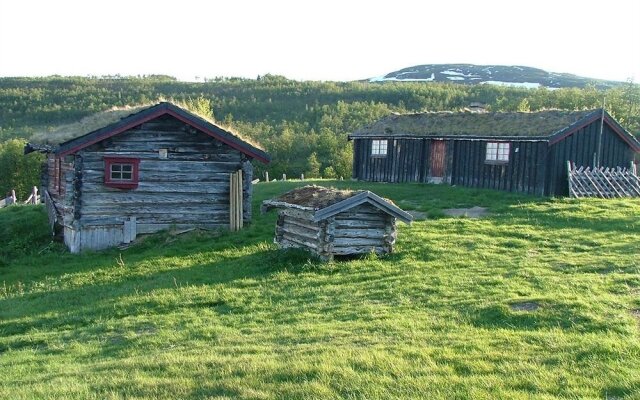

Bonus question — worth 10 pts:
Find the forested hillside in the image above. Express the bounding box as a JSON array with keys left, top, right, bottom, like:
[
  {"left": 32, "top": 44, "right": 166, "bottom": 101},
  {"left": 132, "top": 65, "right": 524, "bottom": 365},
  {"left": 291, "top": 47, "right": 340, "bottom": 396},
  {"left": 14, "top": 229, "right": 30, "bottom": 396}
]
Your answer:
[{"left": 1, "top": 75, "right": 639, "bottom": 196}]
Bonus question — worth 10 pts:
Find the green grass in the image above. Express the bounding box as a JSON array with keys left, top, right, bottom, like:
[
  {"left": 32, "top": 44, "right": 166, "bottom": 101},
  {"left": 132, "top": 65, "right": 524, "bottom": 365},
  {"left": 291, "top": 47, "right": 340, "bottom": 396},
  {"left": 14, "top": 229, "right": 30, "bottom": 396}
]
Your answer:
[{"left": 1, "top": 181, "right": 639, "bottom": 399}]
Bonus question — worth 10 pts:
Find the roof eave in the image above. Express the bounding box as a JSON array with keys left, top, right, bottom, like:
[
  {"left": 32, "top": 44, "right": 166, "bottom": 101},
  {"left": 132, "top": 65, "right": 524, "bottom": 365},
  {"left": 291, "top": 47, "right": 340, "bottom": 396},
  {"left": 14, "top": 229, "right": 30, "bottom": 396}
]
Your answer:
[
  {"left": 348, "top": 134, "right": 550, "bottom": 141},
  {"left": 312, "top": 191, "right": 413, "bottom": 224},
  {"left": 55, "top": 102, "right": 272, "bottom": 163}
]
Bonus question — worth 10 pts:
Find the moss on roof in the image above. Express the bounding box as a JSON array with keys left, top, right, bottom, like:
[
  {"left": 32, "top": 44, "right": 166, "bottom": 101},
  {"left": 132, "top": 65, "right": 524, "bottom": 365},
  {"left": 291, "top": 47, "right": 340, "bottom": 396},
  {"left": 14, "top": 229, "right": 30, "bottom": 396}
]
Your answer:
[
  {"left": 31, "top": 105, "right": 151, "bottom": 144},
  {"left": 274, "top": 185, "right": 360, "bottom": 209},
  {"left": 351, "top": 109, "right": 598, "bottom": 138},
  {"left": 31, "top": 101, "right": 264, "bottom": 151}
]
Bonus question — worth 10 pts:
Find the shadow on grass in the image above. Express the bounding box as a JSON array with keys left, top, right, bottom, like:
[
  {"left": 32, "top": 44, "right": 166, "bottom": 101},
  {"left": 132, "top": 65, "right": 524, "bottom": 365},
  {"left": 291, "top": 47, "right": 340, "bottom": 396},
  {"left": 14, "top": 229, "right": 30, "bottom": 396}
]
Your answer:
[
  {"left": 0, "top": 239, "right": 330, "bottom": 340},
  {"left": 465, "top": 301, "right": 628, "bottom": 334}
]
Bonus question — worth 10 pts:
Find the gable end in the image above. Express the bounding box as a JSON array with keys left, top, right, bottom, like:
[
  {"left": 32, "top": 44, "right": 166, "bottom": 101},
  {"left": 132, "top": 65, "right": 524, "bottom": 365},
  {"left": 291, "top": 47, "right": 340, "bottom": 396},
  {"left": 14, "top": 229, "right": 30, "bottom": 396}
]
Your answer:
[{"left": 56, "top": 103, "right": 271, "bottom": 163}]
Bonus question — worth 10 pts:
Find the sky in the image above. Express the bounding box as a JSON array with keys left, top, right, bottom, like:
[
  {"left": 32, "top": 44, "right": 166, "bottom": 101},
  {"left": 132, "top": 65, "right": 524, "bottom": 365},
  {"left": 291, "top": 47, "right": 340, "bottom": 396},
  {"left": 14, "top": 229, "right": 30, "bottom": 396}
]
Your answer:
[{"left": 0, "top": 0, "right": 638, "bottom": 83}]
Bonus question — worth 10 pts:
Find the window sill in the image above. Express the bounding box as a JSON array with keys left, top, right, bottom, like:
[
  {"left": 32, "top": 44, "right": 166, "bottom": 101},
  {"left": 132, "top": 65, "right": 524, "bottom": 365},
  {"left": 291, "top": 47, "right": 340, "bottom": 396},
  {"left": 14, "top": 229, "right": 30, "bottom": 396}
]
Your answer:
[
  {"left": 105, "top": 182, "right": 138, "bottom": 189},
  {"left": 485, "top": 160, "right": 509, "bottom": 165},
  {"left": 371, "top": 155, "right": 388, "bottom": 158}
]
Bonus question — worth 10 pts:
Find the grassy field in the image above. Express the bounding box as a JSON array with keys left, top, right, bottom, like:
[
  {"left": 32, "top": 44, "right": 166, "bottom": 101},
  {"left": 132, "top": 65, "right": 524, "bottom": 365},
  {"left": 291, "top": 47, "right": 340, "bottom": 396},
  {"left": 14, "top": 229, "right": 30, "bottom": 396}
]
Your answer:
[{"left": 1, "top": 181, "right": 639, "bottom": 399}]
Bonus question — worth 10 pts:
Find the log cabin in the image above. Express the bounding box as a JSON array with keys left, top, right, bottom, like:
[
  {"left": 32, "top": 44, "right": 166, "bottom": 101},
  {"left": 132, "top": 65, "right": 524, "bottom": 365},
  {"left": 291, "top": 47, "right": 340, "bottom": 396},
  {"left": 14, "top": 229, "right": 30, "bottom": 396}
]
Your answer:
[
  {"left": 349, "top": 109, "right": 640, "bottom": 196},
  {"left": 262, "top": 185, "right": 412, "bottom": 260},
  {"left": 27, "top": 102, "right": 270, "bottom": 253}
]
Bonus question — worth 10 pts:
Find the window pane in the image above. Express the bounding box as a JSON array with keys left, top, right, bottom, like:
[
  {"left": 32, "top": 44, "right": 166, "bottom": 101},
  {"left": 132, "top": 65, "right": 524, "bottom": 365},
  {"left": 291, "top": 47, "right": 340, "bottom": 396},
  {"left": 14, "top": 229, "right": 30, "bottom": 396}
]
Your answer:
[
  {"left": 497, "top": 143, "right": 510, "bottom": 161},
  {"left": 111, "top": 171, "right": 122, "bottom": 180},
  {"left": 486, "top": 143, "right": 497, "bottom": 160},
  {"left": 121, "top": 172, "right": 132, "bottom": 180},
  {"left": 122, "top": 165, "right": 132, "bottom": 172},
  {"left": 111, "top": 164, "right": 122, "bottom": 172}
]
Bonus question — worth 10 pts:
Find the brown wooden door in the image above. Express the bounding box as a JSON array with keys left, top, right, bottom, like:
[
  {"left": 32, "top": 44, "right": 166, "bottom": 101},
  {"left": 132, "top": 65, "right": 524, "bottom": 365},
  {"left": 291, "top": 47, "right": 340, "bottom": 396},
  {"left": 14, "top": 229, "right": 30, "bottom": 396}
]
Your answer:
[{"left": 429, "top": 140, "right": 446, "bottom": 177}]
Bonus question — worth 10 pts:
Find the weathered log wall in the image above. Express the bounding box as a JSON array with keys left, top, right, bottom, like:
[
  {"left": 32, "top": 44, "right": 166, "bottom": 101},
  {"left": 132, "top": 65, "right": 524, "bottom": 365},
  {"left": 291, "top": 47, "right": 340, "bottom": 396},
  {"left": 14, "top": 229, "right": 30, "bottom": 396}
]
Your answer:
[
  {"left": 54, "top": 114, "right": 254, "bottom": 252},
  {"left": 274, "top": 203, "right": 397, "bottom": 259}
]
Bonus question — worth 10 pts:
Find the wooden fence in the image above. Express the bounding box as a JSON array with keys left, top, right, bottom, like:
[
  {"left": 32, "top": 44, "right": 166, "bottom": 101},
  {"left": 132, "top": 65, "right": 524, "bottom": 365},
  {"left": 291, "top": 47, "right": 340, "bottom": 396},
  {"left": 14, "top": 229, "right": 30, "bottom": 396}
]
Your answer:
[
  {"left": 567, "top": 162, "right": 640, "bottom": 198},
  {"left": 0, "top": 187, "right": 41, "bottom": 208}
]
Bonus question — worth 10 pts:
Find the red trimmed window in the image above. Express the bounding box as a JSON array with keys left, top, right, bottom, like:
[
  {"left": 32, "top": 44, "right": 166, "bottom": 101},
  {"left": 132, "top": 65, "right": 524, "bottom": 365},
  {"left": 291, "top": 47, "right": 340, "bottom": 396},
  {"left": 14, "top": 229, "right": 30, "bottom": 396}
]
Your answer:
[
  {"left": 104, "top": 157, "right": 140, "bottom": 189},
  {"left": 485, "top": 142, "right": 510, "bottom": 164}
]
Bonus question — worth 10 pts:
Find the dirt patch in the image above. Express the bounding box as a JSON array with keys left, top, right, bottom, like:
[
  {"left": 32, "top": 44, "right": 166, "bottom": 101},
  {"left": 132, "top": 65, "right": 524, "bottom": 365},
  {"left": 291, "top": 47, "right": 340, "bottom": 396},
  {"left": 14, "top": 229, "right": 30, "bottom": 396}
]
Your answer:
[
  {"left": 443, "top": 206, "right": 489, "bottom": 218},
  {"left": 631, "top": 309, "right": 640, "bottom": 321},
  {"left": 510, "top": 301, "right": 540, "bottom": 312}
]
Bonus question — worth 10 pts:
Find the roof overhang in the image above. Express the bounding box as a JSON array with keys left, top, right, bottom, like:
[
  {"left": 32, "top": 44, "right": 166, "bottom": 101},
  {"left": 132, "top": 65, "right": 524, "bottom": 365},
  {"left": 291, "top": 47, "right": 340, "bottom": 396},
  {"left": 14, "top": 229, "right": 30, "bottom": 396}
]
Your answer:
[
  {"left": 312, "top": 191, "right": 413, "bottom": 224},
  {"left": 548, "top": 110, "right": 640, "bottom": 152},
  {"left": 55, "top": 102, "right": 271, "bottom": 163},
  {"left": 347, "top": 134, "right": 549, "bottom": 142}
]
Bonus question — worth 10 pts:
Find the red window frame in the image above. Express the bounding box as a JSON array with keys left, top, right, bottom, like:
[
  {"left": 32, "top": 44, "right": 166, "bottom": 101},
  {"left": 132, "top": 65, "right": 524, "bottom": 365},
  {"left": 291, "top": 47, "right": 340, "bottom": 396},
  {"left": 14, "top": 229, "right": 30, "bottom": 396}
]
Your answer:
[{"left": 104, "top": 157, "right": 140, "bottom": 189}]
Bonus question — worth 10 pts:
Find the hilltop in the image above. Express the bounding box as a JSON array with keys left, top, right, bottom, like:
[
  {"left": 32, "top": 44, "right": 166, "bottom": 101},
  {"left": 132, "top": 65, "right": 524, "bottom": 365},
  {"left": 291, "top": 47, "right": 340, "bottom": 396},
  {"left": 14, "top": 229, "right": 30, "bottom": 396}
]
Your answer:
[{"left": 370, "top": 64, "right": 627, "bottom": 89}]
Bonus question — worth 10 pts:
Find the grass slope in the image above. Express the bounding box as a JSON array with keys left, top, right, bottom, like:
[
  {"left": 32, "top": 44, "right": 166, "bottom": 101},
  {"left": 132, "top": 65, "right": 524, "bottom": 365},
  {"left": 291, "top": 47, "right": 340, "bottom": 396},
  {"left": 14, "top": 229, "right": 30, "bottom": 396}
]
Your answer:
[{"left": 1, "top": 182, "right": 639, "bottom": 399}]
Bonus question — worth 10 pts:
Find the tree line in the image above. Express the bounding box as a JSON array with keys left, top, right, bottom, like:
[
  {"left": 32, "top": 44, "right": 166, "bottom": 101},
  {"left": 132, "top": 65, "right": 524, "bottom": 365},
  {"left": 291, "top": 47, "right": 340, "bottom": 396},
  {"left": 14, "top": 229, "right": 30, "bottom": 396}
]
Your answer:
[{"left": 0, "top": 75, "right": 638, "bottom": 197}]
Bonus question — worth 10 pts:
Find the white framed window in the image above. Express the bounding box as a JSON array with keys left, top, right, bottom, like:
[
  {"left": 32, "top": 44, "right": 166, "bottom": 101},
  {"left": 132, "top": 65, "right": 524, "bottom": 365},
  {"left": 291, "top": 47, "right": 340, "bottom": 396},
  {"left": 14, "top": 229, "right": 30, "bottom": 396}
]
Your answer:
[
  {"left": 486, "top": 142, "right": 510, "bottom": 163},
  {"left": 371, "top": 139, "right": 388, "bottom": 156}
]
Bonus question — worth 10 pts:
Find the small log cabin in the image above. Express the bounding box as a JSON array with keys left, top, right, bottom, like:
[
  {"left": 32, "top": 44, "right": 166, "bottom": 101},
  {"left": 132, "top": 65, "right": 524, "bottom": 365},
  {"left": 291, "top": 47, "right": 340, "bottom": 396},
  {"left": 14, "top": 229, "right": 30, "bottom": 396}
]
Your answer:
[
  {"left": 349, "top": 109, "right": 640, "bottom": 196},
  {"left": 28, "top": 102, "right": 270, "bottom": 253},
  {"left": 262, "top": 185, "right": 412, "bottom": 260}
]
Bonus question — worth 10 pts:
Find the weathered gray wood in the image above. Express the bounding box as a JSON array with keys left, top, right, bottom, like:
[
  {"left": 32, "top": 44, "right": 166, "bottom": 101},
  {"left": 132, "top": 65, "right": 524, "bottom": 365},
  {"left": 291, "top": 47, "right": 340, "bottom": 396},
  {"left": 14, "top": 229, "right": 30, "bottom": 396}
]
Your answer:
[
  {"left": 331, "top": 246, "right": 386, "bottom": 255},
  {"left": 242, "top": 161, "right": 253, "bottom": 223},
  {"left": 64, "top": 226, "right": 81, "bottom": 254},
  {"left": 136, "top": 223, "right": 221, "bottom": 234},
  {"left": 281, "top": 216, "right": 322, "bottom": 231},
  {"left": 82, "top": 159, "right": 241, "bottom": 173},
  {"left": 568, "top": 163, "right": 640, "bottom": 198},
  {"left": 229, "top": 170, "right": 243, "bottom": 231},
  {"left": 280, "top": 234, "right": 319, "bottom": 250},
  {"left": 280, "top": 223, "right": 321, "bottom": 241},
  {"left": 333, "top": 228, "right": 387, "bottom": 238},
  {"left": 81, "top": 181, "right": 231, "bottom": 194},
  {"left": 332, "top": 237, "right": 386, "bottom": 247},
  {"left": 334, "top": 219, "right": 387, "bottom": 229}
]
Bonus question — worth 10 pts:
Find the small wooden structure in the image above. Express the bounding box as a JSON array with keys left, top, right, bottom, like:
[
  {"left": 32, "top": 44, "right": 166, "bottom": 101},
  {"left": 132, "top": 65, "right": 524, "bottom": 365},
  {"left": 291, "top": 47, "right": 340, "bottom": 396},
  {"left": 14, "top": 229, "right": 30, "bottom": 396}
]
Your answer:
[
  {"left": 349, "top": 109, "right": 640, "bottom": 196},
  {"left": 262, "top": 186, "right": 412, "bottom": 260},
  {"left": 26, "top": 102, "right": 270, "bottom": 253}
]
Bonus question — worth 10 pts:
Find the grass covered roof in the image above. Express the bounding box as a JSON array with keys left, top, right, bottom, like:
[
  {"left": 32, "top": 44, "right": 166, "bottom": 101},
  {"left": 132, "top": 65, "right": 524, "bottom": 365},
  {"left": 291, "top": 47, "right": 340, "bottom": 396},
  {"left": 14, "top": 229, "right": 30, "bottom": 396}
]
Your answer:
[
  {"left": 273, "top": 185, "right": 360, "bottom": 209},
  {"left": 350, "top": 109, "right": 599, "bottom": 138},
  {"left": 31, "top": 101, "right": 264, "bottom": 152}
]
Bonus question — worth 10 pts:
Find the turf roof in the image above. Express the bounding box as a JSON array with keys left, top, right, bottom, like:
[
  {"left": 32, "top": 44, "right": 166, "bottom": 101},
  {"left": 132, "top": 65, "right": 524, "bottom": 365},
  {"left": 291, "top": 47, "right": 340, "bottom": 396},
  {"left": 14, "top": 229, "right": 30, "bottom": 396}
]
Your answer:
[
  {"left": 31, "top": 102, "right": 264, "bottom": 152},
  {"left": 273, "top": 185, "right": 360, "bottom": 209},
  {"left": 350, "top": 109, "right": 599, "bottom": 138}
]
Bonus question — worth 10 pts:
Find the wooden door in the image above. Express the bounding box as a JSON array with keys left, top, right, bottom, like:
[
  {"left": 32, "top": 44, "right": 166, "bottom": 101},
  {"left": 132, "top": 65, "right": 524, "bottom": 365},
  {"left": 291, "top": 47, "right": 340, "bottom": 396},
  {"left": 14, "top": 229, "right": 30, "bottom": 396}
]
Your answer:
[{"left": 429, "top": 140, "right": 446, "bottom": 178}]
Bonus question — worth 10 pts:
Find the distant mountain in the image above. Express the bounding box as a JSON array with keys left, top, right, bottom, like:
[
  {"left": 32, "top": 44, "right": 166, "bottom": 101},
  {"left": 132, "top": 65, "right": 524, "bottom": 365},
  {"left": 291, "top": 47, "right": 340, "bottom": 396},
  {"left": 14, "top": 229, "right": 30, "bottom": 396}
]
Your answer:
[{"left": 369, "top": 64, "right": 625, "bottom": 89}]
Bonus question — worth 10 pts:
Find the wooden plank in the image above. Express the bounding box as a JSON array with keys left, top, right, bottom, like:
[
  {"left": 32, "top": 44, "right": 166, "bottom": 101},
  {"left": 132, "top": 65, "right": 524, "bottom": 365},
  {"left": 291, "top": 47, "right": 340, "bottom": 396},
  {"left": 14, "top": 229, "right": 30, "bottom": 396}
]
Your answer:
[
  {"left": 332, "top": 237, "right": 386, "bottom": 246},
  {"left": 280, "top": 233, "right": 319, "bottom": 250},
  {"left": 81, "top": 181, "right": 231, "bottom": 194},
  {"left": 334, "top": 219, "right": 387, "bottom": 229},
  {"left": 281, "top": 224, "right": 321, "bottom": 241},
  {"left": 333, "top": 228, "right": 386, "bottom": 238}
]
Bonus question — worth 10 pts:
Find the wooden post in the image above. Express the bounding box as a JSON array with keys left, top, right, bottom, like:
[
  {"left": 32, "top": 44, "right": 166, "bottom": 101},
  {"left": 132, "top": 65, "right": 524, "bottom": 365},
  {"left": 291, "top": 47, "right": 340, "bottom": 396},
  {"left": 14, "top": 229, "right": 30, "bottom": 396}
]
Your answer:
[
  {"left": 229, "top": 170, "right": 243, "bottom": 231},
  {"left": 282, "top": 174, "right": 287, "bottom": 181},
  {"left": 11, "top": 189, "right": 16, "bottom": 204},
  {"left": 265, "top": 171, "right": 269, "bottom": 183},
  {"left": 301, "top": 173, "right": 305, "bottom": 181},
  {"left": 31, "top": 186, "right": 38, "bottom": 204}
]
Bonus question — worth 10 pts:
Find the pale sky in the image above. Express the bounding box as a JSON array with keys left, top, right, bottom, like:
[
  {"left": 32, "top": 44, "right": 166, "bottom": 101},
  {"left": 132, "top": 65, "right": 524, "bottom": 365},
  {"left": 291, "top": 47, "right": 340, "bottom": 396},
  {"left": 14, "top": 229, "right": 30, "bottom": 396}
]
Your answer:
[{"left": 0, "top": 0, "right": 638, "bottom": 82}]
